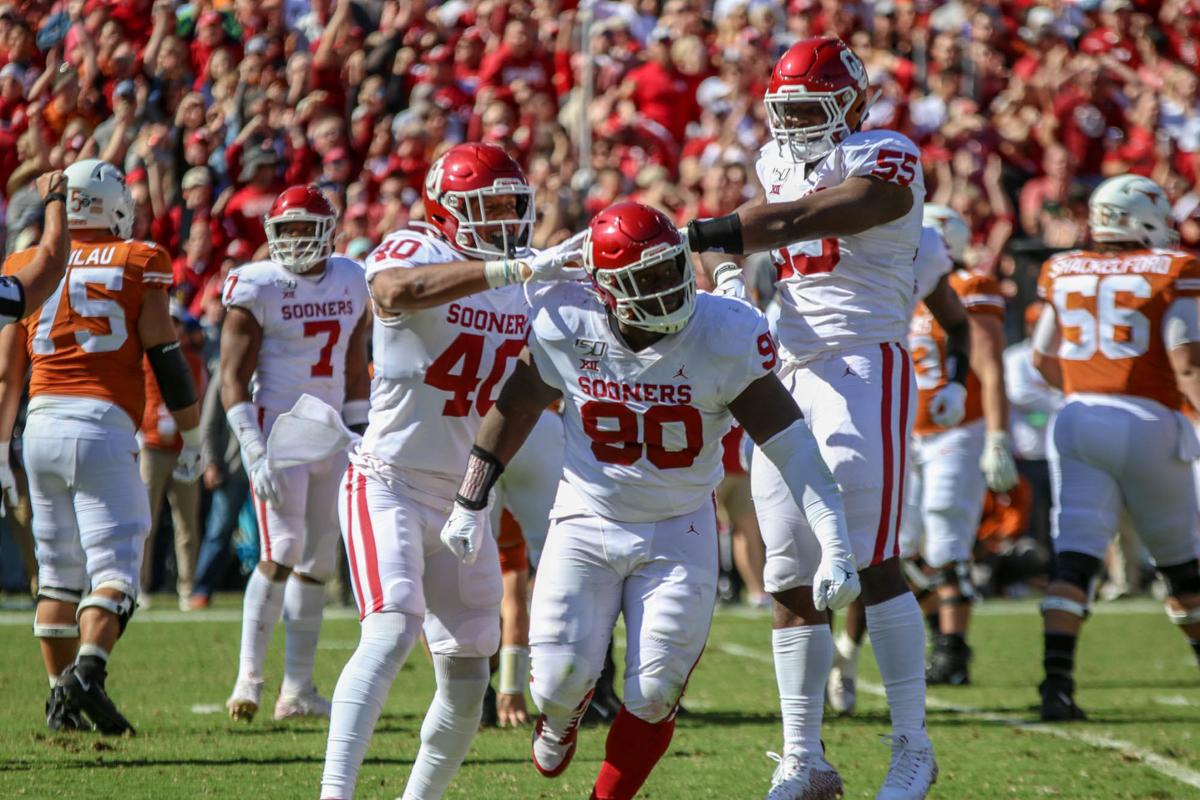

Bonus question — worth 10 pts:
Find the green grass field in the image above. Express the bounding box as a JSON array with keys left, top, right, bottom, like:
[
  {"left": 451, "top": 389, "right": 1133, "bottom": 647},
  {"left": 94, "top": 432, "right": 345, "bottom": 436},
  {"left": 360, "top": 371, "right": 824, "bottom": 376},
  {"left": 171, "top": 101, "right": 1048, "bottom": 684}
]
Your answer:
[{"left": 0, "top": 596, "right": 1197, "bottom": 799}]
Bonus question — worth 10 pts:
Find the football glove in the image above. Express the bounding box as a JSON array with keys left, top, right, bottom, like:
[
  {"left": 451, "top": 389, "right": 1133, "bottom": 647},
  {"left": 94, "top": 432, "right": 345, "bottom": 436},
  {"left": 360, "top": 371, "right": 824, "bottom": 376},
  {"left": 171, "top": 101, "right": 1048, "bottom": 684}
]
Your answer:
[
  {"left": 242, "top": 441, "right": 285, "bottom": 510},
  {"left": 173, "top": 428, "right": 203, "bottom": 483},
  {"left": 813, "top": 551, "right": 861, "bottom": 612},
  {"left": 440, "top": 501, "right": 488, "bottom": 565},
  {"left": 712, "top": 261, "right": 748, "bottom": 301},
  {"left": 928, "top": 382, "right": 967, "bottom": 428},
  {"left": 525, "top": 231, "right": 588, "bottom": 283},
  {"left": 980, "top": 430, "right": 1019, "bottom": 492}
]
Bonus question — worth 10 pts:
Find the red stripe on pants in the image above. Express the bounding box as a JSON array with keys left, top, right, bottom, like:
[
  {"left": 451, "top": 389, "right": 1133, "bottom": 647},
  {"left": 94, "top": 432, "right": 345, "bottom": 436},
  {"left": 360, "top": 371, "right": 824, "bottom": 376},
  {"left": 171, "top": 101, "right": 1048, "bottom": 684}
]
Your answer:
[
  {"left": 344, "top": 464, "right": 367, "bottom": 617},
  {"left": 255, "top": 406, "right": 272, "bottom": 562},
  {"left": 355, "top": 472, "right": 385, "bottom": 615},
  {"left": 873, "top": 343, "right": 895, "bottom": 565},
  {"left": 891, "top": 345, "right": 911, "bottom": 557}
]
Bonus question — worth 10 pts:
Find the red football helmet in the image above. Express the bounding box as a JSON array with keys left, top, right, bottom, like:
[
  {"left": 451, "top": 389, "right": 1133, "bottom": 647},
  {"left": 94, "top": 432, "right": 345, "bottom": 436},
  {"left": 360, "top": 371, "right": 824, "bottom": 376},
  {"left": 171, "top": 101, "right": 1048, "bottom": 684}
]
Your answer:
[
  {"left": 264, "top": 184, "right": 337, "bottom": 273},
  {"left": 423, "top": 143, "right": 534, "bottom": 259},
  {"left": 584, "top": 202, "right": 694, "bottom": 334},
  {"left": 765, "top": 37, "right": 870, "bottom": 164}
]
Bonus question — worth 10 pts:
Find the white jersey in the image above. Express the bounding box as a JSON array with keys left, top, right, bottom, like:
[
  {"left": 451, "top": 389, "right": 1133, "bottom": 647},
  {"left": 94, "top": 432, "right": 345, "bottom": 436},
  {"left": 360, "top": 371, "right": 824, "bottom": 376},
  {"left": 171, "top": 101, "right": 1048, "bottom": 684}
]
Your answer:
[
  {"left": 224, "top": 256, "right": 368, "bottom": 413},
  {"left": 912, "top": 225, "right": 954, "bottom": 307},
  {"left": 1003, "top": 339, "right": 1062, "bottom": 461},
  {"left": 528, "top": 283, "right": 774, "bottom": 523},
  {"left": 756, "top": 129, "right": 924, "bottom": 362},
  {"left": 361, "top": 229, "right": 530, "bottom": 482}
]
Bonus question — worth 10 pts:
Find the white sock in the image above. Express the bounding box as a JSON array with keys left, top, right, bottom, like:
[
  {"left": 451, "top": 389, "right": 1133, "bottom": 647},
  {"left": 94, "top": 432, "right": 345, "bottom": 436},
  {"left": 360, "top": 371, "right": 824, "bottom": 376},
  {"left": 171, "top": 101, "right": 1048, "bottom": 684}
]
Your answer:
[
  {"left": 865, "top": 593, "right": 928, "bottom": 743},
  {"left": 237, "top": 569, "right": 286, "bottom": 682},
  {"left": 401, "top": 655, "right": 489, "bottom": 800},
  {"left": 834, "top": 630, "right": 861, "bottom": 679},
  {"left": 321, "top": 611, "right": 420, "bottom": 800},
  {"left": 773, "top": 625, "right": 833, "bottom": 757},
  {"left": 282, "top": 577, "right": 325, "bottom": 696}
]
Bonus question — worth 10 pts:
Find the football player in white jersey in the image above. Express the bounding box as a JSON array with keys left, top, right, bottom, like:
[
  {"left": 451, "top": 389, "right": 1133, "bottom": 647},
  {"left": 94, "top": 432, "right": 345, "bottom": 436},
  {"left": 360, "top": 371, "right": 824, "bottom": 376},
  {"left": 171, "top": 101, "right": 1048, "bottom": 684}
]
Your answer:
[
  {"left": 221, "top": 185, "right": 371, "bottom": 723},
  {"left": 438, "top": 201, "right": 857, "bottom": 800},
  {"left": 318, "top": 143, "right": 580, "bottom": 800},
  {"left": 685, "top": 37, "right": 937, "bottom": 799}
]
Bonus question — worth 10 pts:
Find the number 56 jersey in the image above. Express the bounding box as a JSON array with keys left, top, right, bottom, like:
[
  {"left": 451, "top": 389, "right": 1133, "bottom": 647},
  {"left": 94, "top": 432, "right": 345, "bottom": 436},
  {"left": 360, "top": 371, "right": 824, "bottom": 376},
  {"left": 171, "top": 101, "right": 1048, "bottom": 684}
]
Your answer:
[
  {"left": 223, "top": 256, "right": 368, "bottom": 414},
  {"left": 361, "top": 230, "right": 531, "bottom": 480},
  {"left": 528, "top": 282, "right": 775, "bottom": 523}
]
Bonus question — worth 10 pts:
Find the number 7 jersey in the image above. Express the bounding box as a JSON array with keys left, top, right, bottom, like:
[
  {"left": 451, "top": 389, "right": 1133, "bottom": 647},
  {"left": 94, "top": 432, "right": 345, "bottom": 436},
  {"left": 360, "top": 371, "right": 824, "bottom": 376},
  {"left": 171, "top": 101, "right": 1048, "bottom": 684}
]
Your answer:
[
  {"left": 223, "top": 256, "right": 369, "bottom": 414},
  {"left": 1036, "top": 247, "right": 1200, "bottom": 408},
  {"left": 361, "top": 230, "right": 531, "bottom": 480},
  {"left": 756, "top": 129, "right": 925, "bottom": 363}
]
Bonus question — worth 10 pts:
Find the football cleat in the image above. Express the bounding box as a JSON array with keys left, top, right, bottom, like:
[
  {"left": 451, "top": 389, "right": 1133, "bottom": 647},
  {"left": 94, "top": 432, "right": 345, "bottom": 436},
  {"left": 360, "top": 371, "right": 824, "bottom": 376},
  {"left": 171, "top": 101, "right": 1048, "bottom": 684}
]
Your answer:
[
  {"left": 227, "top": 677, "right": 263, "bottom": 723},
  {"left": 274, "top": 685, "right": 332, "bottom": 720},
  {"left": 531, "top": 690, "right": 593, "bottom": 778},
  {"left": 765, "top": 750, "right": 845, "bottom": 800},
  {"left": 876, "top": 734, "right": 937, "bottom": 800},
  {"left": 45, "top": 683, "right": 87, "bottom": 732},
  {"left": 1039, "top": 676, "right": 1087, "bottom": 722},
  {"left": 56, "top": 664, "right": 136, "bottom": 736},
  {"left": 926, "top": 634, "right": 971, "bottom": 686},
  {"left": 827, "top": 661, "right": 856, "bottom": 716}
]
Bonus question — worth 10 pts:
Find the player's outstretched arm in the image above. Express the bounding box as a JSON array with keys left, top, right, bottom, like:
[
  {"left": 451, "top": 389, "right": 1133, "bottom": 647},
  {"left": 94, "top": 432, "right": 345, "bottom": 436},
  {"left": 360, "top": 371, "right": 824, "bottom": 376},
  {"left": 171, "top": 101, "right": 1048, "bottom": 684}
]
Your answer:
[
  {"left": 10, "top": 171, "right": 70, "bottom": 316},
  {"left": 441, "top": 349, "right": 562, "bottom": 565},
  {"left": 140, "top": 288, "right": 203, "bottom": 481},
  {"left": 923, "top": 275, "right": 971, "bottom": 429},
  {"left": 728, "top": 374, "right": 860, "bottom": 611},
  {"left": 686, "top": 176, "right": 913, "bottom": 256}
]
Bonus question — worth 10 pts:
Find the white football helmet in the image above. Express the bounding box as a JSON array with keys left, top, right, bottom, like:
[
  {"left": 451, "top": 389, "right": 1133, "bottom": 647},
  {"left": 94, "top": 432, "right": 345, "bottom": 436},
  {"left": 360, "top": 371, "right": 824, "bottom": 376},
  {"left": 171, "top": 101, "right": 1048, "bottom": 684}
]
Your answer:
[
  {"left": 1088, "top": 174, "right": 1179, "bottom": 248},
  {"left": 63, "top": 158, "right": 134, "bottom": 239},
  {"left": 923, "top": 203, "right": 969, "bottom": 264}
]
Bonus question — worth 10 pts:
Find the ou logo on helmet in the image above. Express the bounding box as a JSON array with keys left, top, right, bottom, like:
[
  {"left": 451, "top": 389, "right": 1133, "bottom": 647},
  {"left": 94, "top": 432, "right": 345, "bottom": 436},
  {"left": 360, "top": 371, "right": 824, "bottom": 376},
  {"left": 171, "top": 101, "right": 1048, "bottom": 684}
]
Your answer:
[{"left": 840, "top": 48, "right": 867, "bottom": 87}]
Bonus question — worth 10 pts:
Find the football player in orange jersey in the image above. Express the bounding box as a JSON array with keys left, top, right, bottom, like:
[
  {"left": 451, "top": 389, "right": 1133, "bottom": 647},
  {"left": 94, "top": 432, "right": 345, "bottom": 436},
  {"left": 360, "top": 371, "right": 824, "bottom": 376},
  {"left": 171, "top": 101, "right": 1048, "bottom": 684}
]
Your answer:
[
  {"left": 1032, "top": 174, "right": 1200, "bottom": 721},
  {"left": 0, "top": 159, "right": 202, "bottom": 735},
  {"left": 902, "top": 205, "right": 1018, "bottom": 687}
]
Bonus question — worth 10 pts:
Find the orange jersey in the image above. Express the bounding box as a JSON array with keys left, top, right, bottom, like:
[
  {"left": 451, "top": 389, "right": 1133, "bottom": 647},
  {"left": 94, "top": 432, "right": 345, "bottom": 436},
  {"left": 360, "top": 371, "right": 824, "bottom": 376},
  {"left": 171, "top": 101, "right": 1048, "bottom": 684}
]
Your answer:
[
  {"left": 1036, "top": 248, "right": 1200, "bottom": 409},
  {"left": 910, "top": 269, "right": 1005, "bottom": 435},
  {"left": 3, "top": 236, "right": 174, "bottom": 426}
]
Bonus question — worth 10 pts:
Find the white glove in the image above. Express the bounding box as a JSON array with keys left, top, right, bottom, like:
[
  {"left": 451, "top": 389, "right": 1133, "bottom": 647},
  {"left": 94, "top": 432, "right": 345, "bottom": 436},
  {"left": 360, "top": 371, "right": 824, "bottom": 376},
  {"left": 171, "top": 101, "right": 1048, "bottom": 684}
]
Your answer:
[
  {"left": 243, "top": 441, "right": 286, "bottom": 510},
  {"left": 173, "top": 428, "right": 203, "bottom": 483},
  {"left": 524, "top": 231, "right": 588, "bottom": 283},
  {"left": 712, "top": 261, "right": 748, "bottom": 300},
  {"left": 929, "top": 382, "right": 967, "bottom": 428},
  {"left": 440, "top": 502, "right": 488, "bottom": 565},
  {"left": 980, "top": 430, "right": 1019, "bottom": 492},
  {"left": 813, "top": 550, "right": 861, "bottom": 612},
  {"left": 0, "top": 441, "right": 17, "bottom": 517}
]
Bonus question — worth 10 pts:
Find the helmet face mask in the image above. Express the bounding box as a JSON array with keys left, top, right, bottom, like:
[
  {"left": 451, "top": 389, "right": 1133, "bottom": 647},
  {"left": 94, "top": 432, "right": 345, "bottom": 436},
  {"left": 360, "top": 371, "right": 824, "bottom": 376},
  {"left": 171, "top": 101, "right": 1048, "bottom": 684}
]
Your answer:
[
  {"left": 63, "top": 158, "right": 134, "bottom": 239},
  {"left": 765, "top": 38, "right": 869, "bottom": 165},
  {"left": 424, "top": 144, "right": 535, "bottom": 260},
  {"left": 584, "top": 202, "right": 695, "bottom": 335},
  {"left": 264, "top": 186, "right": 337, "bottom": 273}
]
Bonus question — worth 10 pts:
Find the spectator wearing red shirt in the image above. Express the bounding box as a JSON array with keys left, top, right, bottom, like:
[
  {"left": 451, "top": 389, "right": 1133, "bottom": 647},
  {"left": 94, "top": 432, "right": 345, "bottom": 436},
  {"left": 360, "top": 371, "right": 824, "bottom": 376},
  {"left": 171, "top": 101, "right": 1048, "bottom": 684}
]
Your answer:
[
  {"left": 190, "top": 11, "right": 240, "bottom": 78},
  {"left": 477, "top": 19, "right": 556, "bottom": 105},
  {"left": 620, "top": 27, "right": 692, "bottom": 145},
  {"left": 1052, "top": 56, "right": 1125, "bottom": 178},
  {"left": 222, "top": 146, "right": 280, "bottom": 256},
  {"left": 1102, "top": 91, "right": 1161, "bottom": 177}
]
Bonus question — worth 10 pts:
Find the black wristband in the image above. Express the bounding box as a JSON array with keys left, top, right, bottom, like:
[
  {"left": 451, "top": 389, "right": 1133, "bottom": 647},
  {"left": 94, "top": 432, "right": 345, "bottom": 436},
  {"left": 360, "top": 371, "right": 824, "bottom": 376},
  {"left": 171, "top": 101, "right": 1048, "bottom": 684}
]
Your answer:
[
  {"left": 43, "top": 192, "right": 67, "bottom": 207},
  {"left": 455, "top": 445, "right": 505, "bottom": 510},
  {"left": 687, "top": 214, "right": 743, "bottom": 255}
]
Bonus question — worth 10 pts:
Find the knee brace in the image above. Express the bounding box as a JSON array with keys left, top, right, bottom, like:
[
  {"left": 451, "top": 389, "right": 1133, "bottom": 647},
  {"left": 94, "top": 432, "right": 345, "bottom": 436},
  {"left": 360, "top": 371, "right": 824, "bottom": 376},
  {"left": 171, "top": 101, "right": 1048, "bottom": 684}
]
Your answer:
[
  {"left": 33, "top": 586, "right": 82, "bottom": 639},
  {"left": 1042, "top": 552, "right": 1102, "bottom": 619},
  {"left": 1159, "top": 559, "right": 1200, "bottom": 625},
  {"left": 76, "top": 580, "right": 136, "bottom": 634},
  {"left": 935, "top": 562, "right": 977, "bottom": 605},
  {"left": 902, "top": 557, "right": 935, "bottom": 599}
]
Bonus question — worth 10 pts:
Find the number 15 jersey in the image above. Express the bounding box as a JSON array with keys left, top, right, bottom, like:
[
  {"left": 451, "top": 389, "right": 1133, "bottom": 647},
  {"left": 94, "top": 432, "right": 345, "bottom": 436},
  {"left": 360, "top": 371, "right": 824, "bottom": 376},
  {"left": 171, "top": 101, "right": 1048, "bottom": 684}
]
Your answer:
[
  {"left": 362, "top": 229, "right": 531, "bottom": 480},
  {"left": 528, "top": 283, "right": 774, "bottom": 523},
  {"left": 756, "top": 129, "right": 924, "bottom": 363}
]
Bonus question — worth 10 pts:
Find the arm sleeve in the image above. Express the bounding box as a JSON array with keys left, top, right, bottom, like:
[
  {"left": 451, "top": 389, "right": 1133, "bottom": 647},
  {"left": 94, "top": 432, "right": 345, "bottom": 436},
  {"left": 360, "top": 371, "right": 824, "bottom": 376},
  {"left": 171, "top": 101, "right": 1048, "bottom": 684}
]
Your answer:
[
  {"left": 1032, "top": 303, "right": 1060, "bottom": 357},
  {"left": 1164, "top": 297, "right": 1200, "bottom": 349}
]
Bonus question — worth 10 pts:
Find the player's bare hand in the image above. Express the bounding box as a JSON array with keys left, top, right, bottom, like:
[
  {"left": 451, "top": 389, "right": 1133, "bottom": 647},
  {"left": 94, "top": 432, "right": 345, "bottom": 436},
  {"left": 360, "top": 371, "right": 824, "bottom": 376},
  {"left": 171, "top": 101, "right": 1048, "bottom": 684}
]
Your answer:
[
  {"left": 35, "top": 170, "right": 67, "bottom": 199},
  {"left": 497, "top": 692, "right": 529, "bottom": 727}
]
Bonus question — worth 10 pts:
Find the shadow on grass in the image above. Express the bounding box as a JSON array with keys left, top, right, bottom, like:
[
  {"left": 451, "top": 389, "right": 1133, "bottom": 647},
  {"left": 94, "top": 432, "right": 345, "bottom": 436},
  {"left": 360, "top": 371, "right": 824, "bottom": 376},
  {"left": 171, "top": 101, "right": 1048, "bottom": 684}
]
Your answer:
[{"left": 0, "top": 754, "right": 531, "bottom": 771}]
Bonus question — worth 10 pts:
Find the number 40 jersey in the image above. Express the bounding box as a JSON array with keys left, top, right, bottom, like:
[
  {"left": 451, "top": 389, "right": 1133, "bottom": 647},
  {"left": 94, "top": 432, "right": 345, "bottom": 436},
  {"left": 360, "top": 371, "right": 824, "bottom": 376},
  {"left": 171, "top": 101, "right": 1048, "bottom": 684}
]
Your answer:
[
  {"left": 756, "top": 129, "right": 925, "bottom": 363},
  {"left": 223, "top": 256, "right": 369, "bottom": 414},
  {"left": 361, "top": 230, "right": 530, "bottom": 480}
]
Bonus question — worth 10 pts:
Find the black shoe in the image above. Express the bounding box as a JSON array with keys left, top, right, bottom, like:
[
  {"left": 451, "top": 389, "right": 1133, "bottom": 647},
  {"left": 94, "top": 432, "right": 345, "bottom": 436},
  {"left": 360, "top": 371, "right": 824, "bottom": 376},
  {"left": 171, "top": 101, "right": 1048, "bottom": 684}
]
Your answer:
[
  {"left": 480, "top": 682, "right": 499, "bottom": 728},
  {"left": 57, "top": 665, "right": 136, "bottom": 736},
  {"left": 1039, "top": 676, "right": 1087, "bottom": 722},
  {"left": 45, "top": 683, "right": 87, "bottom": 732},
  {"left": 926, "top": 634, "right": 971, "bottom": 686}
]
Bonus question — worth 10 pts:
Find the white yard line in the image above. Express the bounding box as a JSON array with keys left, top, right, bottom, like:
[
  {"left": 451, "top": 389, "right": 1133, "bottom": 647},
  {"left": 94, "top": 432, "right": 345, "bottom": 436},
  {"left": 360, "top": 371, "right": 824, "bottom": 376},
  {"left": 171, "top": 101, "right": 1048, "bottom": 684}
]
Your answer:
[{"left": 713, "top": 641, "right": 1200, "bottom": 791}]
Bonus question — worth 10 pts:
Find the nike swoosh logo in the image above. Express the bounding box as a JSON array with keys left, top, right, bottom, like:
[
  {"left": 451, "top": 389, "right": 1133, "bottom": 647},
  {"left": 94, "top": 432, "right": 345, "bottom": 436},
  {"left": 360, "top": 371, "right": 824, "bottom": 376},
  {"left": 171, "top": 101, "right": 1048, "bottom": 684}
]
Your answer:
[{"left": 77, "top": 676, "right": 91, "bottom": 692}]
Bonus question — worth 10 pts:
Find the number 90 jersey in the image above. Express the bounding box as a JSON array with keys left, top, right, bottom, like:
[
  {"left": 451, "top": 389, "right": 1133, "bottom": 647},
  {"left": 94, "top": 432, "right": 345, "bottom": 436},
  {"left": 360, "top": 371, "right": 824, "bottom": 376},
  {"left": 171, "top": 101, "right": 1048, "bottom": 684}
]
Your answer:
[
  {"left": 1037, "top": 247, "right": 1200, "bottom": 409},
  {"left": 223, "top": 256, "right": 368, "bottom": 414},
  {"left": 756, "top": 129, "right": 924, "bottom": 363},
  {"left": 361, "top": 229, "right": 531, "bottom": 480},
  {"left": 528, "top": 282, "right": 775, "bottom": 523}
]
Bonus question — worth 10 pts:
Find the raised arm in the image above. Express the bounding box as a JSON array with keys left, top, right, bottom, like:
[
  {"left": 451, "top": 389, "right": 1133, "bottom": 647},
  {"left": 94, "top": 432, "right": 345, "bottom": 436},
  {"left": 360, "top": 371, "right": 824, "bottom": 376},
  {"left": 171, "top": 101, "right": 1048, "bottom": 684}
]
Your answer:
[
  {"left": 686, "top": 176, "right": 913, "bottom": 255},
  {"left": 10, "top": 172, "right": 70, "bottom": 315}
]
